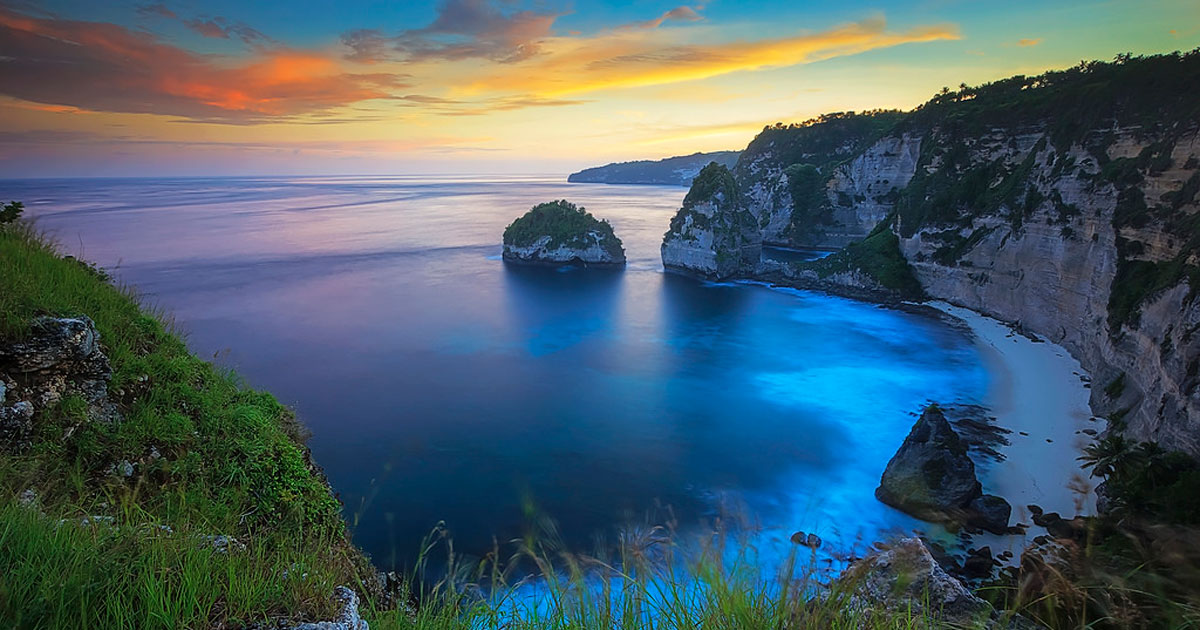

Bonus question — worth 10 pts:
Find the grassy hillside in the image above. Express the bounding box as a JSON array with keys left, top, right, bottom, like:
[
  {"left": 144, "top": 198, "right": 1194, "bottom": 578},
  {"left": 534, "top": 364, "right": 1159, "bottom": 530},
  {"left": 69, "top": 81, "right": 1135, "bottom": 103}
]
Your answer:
[{"left": 0, "top": 220, "right": 380, "bottom": 628}]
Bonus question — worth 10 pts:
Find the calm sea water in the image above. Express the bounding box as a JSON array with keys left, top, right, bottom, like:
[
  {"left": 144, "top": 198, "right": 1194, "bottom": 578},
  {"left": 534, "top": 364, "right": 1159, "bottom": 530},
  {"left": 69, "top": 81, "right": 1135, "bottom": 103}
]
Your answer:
[{"left": 3, "top": 175, "right": 988, "bottom": 569}]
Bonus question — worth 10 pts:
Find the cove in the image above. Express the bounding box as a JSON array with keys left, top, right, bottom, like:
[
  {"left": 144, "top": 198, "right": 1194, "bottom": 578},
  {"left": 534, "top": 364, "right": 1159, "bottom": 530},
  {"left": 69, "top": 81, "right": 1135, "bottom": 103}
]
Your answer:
[{"left": 13, "top": 175, "right": 994, "bottom": 569}]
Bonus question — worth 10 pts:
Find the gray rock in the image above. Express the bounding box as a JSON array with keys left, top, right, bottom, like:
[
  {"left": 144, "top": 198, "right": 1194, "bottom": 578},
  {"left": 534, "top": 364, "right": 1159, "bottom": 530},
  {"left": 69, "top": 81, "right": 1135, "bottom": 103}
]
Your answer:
[
  {"left": 18, "top": 488, "right": 37, "bottom": 507},
  {"left": 503, "top": 233, "right": 624, "bottom": 266},
  {"left": 968, "top": 494, "right": 1013, "bottom": 534},
  {"left": 838, "top": 538, "right": 1002, "bottom": 629},
  {"left": 0, "top": 317, "right": 99, "bottom": 372},
  {"left": 661, "top": 163, "right": 762, "bottom": 279},
  {"left": 876, "top": 405, "right": 982, "bottom": 522},
  {"left": 0, "top": 316, "right": 120, "bottom": 451},
  {"left": 200, "top": 534, "right": 246, "bottom": 553},
  {"left": 291, "top": 586, "right": 368, "bottom": 630},
  {"left": 56, "top": 515, "right": 116, "bottom": 529}
]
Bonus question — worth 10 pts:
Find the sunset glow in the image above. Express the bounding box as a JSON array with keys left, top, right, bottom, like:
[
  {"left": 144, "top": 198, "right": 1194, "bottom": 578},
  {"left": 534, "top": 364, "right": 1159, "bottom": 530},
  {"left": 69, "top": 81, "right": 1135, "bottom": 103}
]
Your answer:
[{"left": 0, "top": 0, "right": 1195, "bottom": 176}]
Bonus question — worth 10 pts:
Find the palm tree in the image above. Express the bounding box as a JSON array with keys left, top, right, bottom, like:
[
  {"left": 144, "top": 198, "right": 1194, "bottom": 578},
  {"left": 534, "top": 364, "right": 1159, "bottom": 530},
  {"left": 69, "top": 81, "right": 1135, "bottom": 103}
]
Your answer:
[{"left": 1079, "top": 434, "right": 1132, "bottom": 478}]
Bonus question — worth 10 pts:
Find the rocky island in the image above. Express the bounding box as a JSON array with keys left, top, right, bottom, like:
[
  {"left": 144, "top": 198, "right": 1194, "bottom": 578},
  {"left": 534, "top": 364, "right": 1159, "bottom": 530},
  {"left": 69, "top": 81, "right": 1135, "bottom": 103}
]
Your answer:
[{"left": 502, "top": 200, "right": 626, "bottom": 267}]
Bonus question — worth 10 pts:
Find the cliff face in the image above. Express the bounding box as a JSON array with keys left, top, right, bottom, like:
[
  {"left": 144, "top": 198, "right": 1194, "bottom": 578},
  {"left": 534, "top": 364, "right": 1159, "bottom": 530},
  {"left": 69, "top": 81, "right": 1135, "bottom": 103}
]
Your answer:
[
  {"left": 661, "top": 163, "right": 762, "bottom": 279},
  {"left": 894, "top": 127, "right": 1200, "bottom": 455},
  {"left": 503, "top": 232, "right": 625, "bottom": 266},
  {"left": 704, "top": 53, "right": 1200, "bottom": 456},
  {"left": 732, "top": 112, "right": 909, "bottom": 247},
  {"left": 754, "top": 125, "right": 1200, "bottom": 454}
]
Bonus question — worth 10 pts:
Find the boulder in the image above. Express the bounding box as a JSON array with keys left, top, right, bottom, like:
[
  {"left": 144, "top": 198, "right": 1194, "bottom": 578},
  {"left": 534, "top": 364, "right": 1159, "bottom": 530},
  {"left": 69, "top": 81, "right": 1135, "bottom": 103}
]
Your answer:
[
  {"left": 968, "top": 494, "right": 1013, "bottom": 534},
  {"left": 0, "top": 316, "right": 119, "bottom": 451},
  {"left": 876, "top": 405, "right": 1011, "bottom": 532},
  {"left": 0, "top": 316, "right": 99, "bottom": 372},
  {"left": 876, "top": 405, "right": 981, "bottom": 517},
  {"left": 837, "top": 537, "right": 998, "bottom": 628}
]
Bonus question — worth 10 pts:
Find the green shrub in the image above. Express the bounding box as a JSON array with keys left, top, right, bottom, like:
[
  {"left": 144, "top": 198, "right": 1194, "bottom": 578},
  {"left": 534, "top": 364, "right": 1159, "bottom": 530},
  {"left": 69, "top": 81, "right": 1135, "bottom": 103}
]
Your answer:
[{"left": 502, "top": 200, "right": 623, "bottom": 259}]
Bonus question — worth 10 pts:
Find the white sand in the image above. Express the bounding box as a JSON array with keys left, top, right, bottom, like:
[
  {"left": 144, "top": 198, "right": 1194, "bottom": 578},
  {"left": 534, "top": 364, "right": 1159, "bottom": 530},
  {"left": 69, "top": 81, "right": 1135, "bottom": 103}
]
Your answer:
[{"left": 929, "top": 302, "right": 1099, "bottom": 554}]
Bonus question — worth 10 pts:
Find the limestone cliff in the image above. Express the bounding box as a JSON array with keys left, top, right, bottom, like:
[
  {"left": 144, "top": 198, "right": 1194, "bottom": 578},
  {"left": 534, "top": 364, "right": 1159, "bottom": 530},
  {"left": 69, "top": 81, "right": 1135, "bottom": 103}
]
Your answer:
[
  {"left": 717, "top": 52, "right": 1200, "bottom": 456},
  {"left": 661, "top": 163, "right": 761, "bottom": 279},
  {"left": 733, "top": 111, "right": 908, "bottom": 247}
]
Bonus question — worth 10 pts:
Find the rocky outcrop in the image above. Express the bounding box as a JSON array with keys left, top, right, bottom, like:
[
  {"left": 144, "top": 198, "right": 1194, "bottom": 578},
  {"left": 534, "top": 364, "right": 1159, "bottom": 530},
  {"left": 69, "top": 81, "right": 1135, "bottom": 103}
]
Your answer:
[
  {"left": 661, "top": 163, "right": 761, "bottom": 279},
  {"left": 0, "top": 316, "right": 119, "bottom": 450},
  {"left": 731, "top": 112, "right": 910, "bottom": 246},
  {"left": 876, "top": 406, "right": 1011, "bottom": 533},
  {"left": 289, "top": 587, "right": 369, "bottom": 630},
  {"left": 503, "top": 233, "right": 624, "bottom": 266},
  {"left": 837, "top": 537, "right": 1027, "bottom": 629},
  {"left": 502, "top": 200, "right": 625, "bottom": 266}
]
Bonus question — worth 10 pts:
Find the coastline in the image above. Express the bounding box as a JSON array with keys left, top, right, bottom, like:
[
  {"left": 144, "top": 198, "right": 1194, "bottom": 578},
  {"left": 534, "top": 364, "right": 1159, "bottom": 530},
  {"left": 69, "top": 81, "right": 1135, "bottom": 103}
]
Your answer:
[{"left": 928, "top": 301, "right": 1098, "bottom": 554}]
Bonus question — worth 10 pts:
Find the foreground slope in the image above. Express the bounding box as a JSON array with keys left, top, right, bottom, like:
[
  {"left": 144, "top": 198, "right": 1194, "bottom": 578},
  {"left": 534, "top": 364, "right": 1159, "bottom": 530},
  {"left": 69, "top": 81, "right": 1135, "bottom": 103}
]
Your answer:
[{"left": 0, "top": 222, "right": 381, "bottom": 628}]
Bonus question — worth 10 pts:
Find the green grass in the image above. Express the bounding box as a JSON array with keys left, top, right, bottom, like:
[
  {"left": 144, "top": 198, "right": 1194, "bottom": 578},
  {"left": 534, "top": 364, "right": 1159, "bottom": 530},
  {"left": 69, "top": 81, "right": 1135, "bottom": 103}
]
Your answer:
[
  {"left": 366, "top": 522, "right": 979, "bottom": 630},
  {"left": 0, "top": 221, "right": 376, "bottom": 627},
  {"left": 0, "top": 500, "right": 353, "bottom": 629},
  {"left": 792, "top": 219, "right": 924, "bottom": 299}
]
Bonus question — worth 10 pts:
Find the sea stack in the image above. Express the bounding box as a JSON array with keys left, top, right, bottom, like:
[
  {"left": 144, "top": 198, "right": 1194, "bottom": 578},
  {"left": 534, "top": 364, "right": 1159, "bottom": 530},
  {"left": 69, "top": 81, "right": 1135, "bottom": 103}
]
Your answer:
[
  {"left": 660, "top": 162, "right": 761, "bottom": 280},
  {"left": 502, "top": 200, "right": 625, "bottom": 266},
  {"left": 876, "top": 405, "right": 1012, "bottom": 534}
]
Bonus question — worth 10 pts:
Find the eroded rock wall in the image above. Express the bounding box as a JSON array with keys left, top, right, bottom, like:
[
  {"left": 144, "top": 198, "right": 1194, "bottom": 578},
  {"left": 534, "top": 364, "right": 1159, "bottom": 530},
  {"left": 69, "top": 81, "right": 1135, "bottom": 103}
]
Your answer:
[{"left": 751, "top": 124, "right": 1200, "bottom": 454}]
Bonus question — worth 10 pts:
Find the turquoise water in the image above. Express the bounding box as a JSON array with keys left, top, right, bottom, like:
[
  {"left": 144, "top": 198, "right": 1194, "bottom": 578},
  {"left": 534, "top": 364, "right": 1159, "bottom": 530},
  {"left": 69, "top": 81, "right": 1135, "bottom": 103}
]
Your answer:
[{"left": 4, "top": 175, "right": 989, "bottom": 569}]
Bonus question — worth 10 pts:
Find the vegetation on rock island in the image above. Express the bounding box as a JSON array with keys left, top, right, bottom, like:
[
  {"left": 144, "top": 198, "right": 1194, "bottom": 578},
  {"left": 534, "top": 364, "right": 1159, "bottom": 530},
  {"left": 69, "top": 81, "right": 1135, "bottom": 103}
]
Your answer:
[{"left": 502, "top": 200, "right": 624, "bottom": 262}]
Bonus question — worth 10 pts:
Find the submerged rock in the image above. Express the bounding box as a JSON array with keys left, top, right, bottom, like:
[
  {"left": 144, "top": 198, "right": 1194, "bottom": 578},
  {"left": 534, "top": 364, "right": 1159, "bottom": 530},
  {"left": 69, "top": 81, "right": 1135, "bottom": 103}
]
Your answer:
[
  {"left": 661, "top": 163, "right": 761, "bottom": 279},
  {"left": 502, "top": 200, "right": 625, "bottom": 266},
  {"left": 876, "top": 405, "right": 1011, "bottom": 533}
]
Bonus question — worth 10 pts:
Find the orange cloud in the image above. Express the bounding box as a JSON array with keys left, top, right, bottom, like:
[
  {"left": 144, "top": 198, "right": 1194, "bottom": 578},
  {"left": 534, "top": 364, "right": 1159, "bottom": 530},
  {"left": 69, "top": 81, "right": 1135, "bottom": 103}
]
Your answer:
[
  {"left": 460, "top": 16, "right": 960, "bottom": 97},
  {"left": 1017, "top": 38, "right": 1042, "bottom": 46},
  {"left": 0, "top": 6, "right": 405, "bottom": 123}
]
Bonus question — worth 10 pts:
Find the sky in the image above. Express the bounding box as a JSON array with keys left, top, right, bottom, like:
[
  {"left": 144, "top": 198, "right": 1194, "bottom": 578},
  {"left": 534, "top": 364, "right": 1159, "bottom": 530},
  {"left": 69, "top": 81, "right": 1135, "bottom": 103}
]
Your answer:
[{"left": 0, "top": 0, "right": 1196, "bottom": 177}]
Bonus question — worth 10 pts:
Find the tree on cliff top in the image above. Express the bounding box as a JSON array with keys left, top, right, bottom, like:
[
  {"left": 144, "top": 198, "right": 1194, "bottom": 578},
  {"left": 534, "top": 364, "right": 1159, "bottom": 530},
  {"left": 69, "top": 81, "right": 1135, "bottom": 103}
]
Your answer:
[{"left": 682, "top": 162, "right": 739, "bottom": 211}]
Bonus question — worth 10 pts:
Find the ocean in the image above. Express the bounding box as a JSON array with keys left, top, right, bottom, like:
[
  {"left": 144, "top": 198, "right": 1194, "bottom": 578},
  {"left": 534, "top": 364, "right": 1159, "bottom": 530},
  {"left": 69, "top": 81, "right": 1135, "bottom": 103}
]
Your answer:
[{"left": 2, "top": 175, "right": 990, "bottom": 570}]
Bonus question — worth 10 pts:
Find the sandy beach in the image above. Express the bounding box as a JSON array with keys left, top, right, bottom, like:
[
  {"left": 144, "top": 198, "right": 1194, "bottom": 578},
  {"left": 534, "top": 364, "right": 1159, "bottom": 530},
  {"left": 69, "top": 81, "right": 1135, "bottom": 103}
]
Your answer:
[{"left": 931, "top": 302, "right": 1099, "bottom": 552}]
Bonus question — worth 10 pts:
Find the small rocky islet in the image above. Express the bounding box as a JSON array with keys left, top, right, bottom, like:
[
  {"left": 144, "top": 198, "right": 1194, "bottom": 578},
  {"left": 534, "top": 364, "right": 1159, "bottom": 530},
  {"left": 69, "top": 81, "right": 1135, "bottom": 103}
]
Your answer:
[{"left": 501, "top": 200, "right": 625, "bottom": 267}]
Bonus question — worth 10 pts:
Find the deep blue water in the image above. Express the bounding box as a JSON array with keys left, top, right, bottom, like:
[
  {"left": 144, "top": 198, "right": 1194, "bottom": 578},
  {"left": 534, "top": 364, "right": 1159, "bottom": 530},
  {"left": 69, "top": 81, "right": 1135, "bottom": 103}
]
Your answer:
[{"left": 2, "top": 176, "right": 988, "bottom": 569}]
